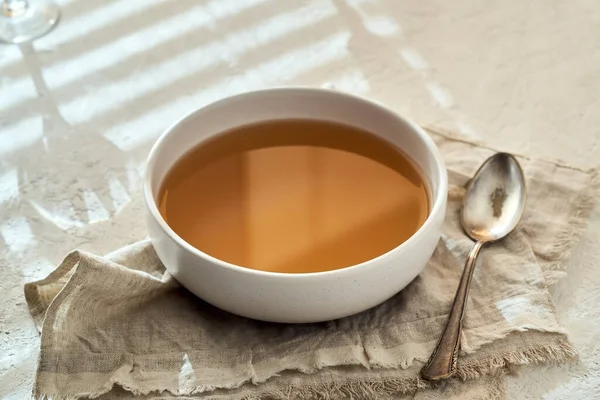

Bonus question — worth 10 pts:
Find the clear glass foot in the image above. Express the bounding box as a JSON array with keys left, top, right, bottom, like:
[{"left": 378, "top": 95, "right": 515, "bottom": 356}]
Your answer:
[{"left": 0, "top": 1, "right": 60, "bottom": 44}]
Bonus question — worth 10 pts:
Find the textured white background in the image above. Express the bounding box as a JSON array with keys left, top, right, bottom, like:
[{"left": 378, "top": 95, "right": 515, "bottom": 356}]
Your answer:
[{"left": 0, "top": 0, "right": 599, "bottom": 398}]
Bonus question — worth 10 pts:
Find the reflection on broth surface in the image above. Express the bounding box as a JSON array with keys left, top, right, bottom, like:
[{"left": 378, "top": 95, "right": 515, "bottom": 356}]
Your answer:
[{"left": 159, "top": 119, "right": 429, "bottom": 273}]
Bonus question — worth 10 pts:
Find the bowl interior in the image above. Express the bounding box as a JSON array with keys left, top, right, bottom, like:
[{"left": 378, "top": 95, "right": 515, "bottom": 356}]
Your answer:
[{"left": 145, "top": 88, "right": 447, "bottom": 273}]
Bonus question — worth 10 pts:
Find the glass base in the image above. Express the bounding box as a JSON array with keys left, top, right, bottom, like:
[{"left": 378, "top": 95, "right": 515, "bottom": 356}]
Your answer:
[{"left": 0, "top": 1, "right": 60, "bottom": 43}]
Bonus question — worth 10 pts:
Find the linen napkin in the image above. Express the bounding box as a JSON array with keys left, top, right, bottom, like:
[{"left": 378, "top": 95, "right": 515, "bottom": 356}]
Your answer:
[{"left": 25, "top": 128, "right": 598, "bottom": 400}]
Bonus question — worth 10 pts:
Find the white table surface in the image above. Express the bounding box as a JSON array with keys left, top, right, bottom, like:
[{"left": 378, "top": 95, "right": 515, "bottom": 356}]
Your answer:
[{"left": 1, "top": 0, "right": 599, "bottom": 398}]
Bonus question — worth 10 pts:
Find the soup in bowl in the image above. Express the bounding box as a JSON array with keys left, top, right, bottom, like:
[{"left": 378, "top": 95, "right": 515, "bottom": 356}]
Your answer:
[{"left": 144, "top": 88, "right": 447, "bottom": 323}]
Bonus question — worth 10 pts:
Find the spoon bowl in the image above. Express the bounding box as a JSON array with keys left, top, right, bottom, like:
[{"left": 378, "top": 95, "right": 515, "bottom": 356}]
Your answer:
[{"left": 462, "top": 153, "right": 527, "bottom": 242}]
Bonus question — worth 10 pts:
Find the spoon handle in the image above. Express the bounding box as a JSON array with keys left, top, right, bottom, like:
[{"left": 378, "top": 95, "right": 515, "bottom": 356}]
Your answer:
[{"left": 421, "top": 240, "right": 484, "bottom": 380}]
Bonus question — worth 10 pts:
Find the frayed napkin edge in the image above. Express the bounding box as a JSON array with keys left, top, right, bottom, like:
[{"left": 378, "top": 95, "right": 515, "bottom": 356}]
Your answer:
[{"left": 32, "top": 333, "right": 576, "bottom": 400}]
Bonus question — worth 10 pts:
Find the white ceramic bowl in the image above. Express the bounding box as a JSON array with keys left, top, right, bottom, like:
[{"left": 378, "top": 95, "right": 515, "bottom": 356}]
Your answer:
[{"left": 144, "top": 88, "right": 447, "bottom": 323}]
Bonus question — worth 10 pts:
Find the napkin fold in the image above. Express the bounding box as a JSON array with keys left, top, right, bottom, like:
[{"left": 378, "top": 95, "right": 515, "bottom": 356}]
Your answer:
[{"left": 25, "top": 128, "right": 598, "bottom": 400}]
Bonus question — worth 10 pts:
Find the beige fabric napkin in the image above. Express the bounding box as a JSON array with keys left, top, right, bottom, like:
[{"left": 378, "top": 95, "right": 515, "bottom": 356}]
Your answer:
[{"left": 25, "top": 128, "right": 598, "bottom": 400}]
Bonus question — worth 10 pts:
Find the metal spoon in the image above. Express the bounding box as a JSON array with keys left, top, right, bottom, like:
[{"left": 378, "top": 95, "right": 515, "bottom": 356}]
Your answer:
[{"left": 421, "top": 152, "right": 527, "bottom": 381}]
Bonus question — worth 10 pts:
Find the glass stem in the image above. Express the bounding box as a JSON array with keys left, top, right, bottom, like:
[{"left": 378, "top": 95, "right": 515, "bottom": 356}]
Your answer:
[{"left": 2, "top": 0, "right": 29, "bottom": 17}]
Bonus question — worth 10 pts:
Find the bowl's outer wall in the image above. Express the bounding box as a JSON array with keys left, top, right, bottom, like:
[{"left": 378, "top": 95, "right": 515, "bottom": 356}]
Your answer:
[{"left": 144, "top": 88, "right": 448, "bottom": 323}]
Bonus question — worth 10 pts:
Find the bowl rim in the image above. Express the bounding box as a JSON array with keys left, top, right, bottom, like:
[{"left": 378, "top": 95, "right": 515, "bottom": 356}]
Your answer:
[{"left": 143, "top": 87, "right": 448, "bottom": 279}]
